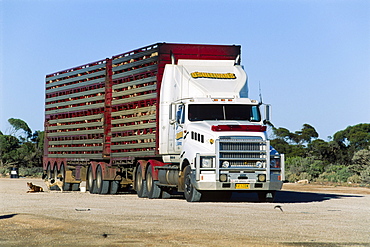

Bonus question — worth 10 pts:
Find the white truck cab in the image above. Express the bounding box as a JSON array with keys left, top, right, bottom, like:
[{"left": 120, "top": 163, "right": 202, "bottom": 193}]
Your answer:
[{"left": 159, "top": 59, "right": 284, "bottom": 202}]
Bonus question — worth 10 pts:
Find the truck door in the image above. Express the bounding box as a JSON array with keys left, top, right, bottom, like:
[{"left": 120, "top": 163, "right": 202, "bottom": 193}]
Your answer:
[{"left": 168, "top": 104, "right": 185, "bottom": 153}]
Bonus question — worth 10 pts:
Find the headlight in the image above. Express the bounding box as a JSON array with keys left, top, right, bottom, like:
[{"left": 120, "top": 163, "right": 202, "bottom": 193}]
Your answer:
[
  {"left": 258, "top": 174, "right": 266, "bottom": 182},
  {"left": 222, "top": 161, "right": 230, "bottom": 168},
  {"left": 219, "top": 174, "right": 228, "bottom": 182},
  {"left": 201, "top": 157, "right": 213, "bottom": 168}
]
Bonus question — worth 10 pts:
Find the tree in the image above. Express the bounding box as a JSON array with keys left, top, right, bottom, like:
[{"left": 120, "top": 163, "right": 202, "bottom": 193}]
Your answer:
[
  {"left": 8, "top": 118, "right": 32, "bottom": 141},
  {"left": 272, "top": 124, "right": 319, "bottom": 146},
  {"left": 271, "top": 123, "right": 369, "bottom": 184},
  {"left": 299, "top": 124, "right": 319, "bottom": 144},
  {"left": 0, "top": 134, "right": 20, "bottom": 166},
  {"left": 333, "top": 124, "right": 370, "bottom": 151},
  {"left": 0, "top": 119, "right": 44, "bottom": 175}
]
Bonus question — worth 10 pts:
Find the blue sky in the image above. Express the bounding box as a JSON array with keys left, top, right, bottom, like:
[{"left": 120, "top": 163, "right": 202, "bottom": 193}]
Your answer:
[{"left": 1, "top": 0, "right": 369, "bottom": 140}]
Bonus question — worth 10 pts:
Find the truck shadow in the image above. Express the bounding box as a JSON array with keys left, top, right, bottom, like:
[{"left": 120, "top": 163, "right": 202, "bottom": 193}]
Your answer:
[
  {"left": 0, "top": 214, "right": 18, "bottom": 220},
  {"left": 227, "top": 190, "right": 362, "bottom": 203}
]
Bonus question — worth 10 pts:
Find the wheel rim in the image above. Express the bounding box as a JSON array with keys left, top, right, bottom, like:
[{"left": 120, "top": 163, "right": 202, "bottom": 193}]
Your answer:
[
  {"left": 96, "top": 166, "right": 102, "bottom": 191},
  {"left": 60, "top": 165, "right": 65, "bottom": 181},
  {"left": 53, "top": 168, "right": 58, "bottom": 181},
  {"left": 47, "top": 165, "right": 52, "bottom": 178},
  {"left": 147, "top": 170, "right": 153, "bottom": 193},
  {"left": 88, "top": 166, "right": 94, "bottom": 191},
  {"left": 136, "top": 168, "right": 142, "bottom": 192}
]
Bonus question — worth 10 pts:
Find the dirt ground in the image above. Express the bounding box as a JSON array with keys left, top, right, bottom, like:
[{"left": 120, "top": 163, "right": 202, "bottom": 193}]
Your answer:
[{"left": 1, "top": 178, "right": 370, "bottom": 247}]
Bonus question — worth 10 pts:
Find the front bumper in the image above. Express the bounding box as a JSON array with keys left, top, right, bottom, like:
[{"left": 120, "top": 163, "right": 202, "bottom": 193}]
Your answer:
[{"left": 190, "top": 169, "right": 283, "bottom": 191}]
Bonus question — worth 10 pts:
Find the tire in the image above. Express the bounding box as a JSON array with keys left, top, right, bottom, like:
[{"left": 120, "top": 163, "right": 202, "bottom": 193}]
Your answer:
[
  {"left": 46, "top": 165, "right": 52, "bottom": 179},
  {"left": 146, "top": 167, "right": 161, "bottom": 199},
  {"left": 53, "top": 168, "right": 60, "bottom": 191},
  {"left": 135, "top": 165, "right": 148, "bottom": 198},
  {"left": 59, "top": 165, "right": 71, "bottom": 191},
  {"left": 258, "top": 191, "right": 276, "bottom": 202},
  {"left": 183, "top": 166, "right": 202, "bottom": 202},
  {"left": 46, "top": 165, "right": 55, "bottom": 191},
  {"left": 161, "top": 190, "right": 171, "bottom": 199},
  {"left": 87, "top": 165, "right": 97, "bottom": 194},
  {"left": 95, "top": 165, "right": 109, "bottom": 194},
  {"left": 109, "top": 180, "right": 119, "bottom": 194},
  {"left": 71, "top": 183, "right": 80, "bottom": 191}
]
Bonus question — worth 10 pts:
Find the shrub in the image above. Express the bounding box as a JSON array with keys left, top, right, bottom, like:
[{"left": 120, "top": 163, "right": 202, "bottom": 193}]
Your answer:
[
  {"left": 285, "top": 156, "right": 325, "bottom": 182},
  {"left": 360, "top": 166, "right": 370, "bottom": 185},
  {"left": 0, "top": 166, "right": 9, "bottom": 176},
  {"left": 316, "top": 165, "right": 352, "bottom": 183},
  {"left": 347, "top": 174, "right": 361, "bottom": 183},
  {"left": 18, "top": 166, "right": 43, "bottom": 177}
]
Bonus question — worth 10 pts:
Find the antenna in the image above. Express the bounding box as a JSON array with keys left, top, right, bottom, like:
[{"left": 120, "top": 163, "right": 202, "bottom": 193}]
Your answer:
[{"left": 259, "top": 81, "right": 263, "bottom": 105}]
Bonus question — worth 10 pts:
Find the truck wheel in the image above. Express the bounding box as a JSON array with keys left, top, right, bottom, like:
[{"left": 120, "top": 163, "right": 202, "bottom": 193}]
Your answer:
[
  {"left": 109, "top": 180, "right": 119, "bottom": 194},
  {"left": 71, "top": 183, "right": 80, "bottom": 191},
  {"left": 53, "top": 168, "right": 60, "bottom": 191},
  {"left": 146, "top": 168, "right": 161, "bottom": 199},
  {"left": 46, "top": 165, "right": 55, "bottom": 190},
  {"left": 183, "top": 166, "right": 202, "bottom": 202},
  {"left": 59, "top": 164, "right": 71, "bottom": 191},
  {"left": 258, "top": 191, "right": 276, "bottom": 202},
  {"left": 135, "top": 165, "right": 148, "bottom": 198},
  {"left": 96, "top": 165, "right": 109, "bottom": 194},
  {"left": 87, "top": 165, "right": 97, "bottom": 194},
  {"left": 161, "top": 190, "right": 171, "bottom": 199},
  {"left": 46, "top": 165, "right": 52, "bottom": 180}
]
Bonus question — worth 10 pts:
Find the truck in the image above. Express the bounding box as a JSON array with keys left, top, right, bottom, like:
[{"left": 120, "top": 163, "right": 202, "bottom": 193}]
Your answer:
[{"left": 43, "top": 42, "right": 285, "bottom": 202}]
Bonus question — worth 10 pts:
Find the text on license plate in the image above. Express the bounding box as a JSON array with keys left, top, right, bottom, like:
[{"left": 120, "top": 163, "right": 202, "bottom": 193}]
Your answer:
[{"left": 235, "top": 183, "right": 250, "bottom": 189}]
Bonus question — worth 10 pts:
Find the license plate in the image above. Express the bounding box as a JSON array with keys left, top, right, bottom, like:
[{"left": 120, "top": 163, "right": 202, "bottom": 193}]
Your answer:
[{"left": 235, "top": 183, "right": 250, "bottom": 189}]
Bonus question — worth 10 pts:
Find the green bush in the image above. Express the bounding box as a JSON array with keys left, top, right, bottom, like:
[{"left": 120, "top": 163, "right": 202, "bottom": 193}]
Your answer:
[
  {"left": 360, "top": 166, "right": 370, "bottom": 184},
  {"left": 347, "top": 174, "right": 362, "bottom": 183},
  {"left": 285, "top": 156, "right": 325, "bottom": 182},
  {"left": 18, "top": 167, "right": 43, "bottom": 177},
  {"left": 0, "top": 166, "right": 9, "bottom": 176},
  {"left": 316, "top": 165, "right": 352, "bottom": 183}
]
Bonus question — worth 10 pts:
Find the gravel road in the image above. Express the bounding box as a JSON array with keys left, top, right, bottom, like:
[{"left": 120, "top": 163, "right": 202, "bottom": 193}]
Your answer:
[{"left": 1, "top": 178, "right": 369, "bottom": 246}]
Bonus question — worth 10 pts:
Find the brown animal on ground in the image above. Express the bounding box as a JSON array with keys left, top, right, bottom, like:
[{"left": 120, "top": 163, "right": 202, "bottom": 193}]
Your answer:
[{"left": 27, "top": 182, "right": 44, "bottom": 193}]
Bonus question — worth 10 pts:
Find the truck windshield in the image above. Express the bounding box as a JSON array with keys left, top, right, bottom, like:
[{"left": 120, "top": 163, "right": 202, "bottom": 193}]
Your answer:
[{"left": 188, "top": 104, "right": 261, "bottom": 122}]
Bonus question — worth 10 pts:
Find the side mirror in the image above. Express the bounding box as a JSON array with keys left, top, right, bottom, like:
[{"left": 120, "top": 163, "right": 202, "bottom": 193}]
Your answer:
[
  {"left": 263, "top": 104, "right": 272, "bottom": 126},
  {"left": 264, "top": 104, "right": 271, "bottom": 122}
]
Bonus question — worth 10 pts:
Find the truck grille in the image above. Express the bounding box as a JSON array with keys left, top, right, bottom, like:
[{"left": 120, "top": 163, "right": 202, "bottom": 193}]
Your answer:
[{"left": 218, "top": 138, "right": 267, "bottom": 168}]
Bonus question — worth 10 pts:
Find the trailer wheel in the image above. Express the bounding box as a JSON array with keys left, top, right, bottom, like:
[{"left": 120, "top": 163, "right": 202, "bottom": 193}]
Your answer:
[
  {"left": 87, "top": 165, "right": 97, "bottom": 194},
  {"left": 135, "top": 165, "right": 148, "bottom": 198},
  {"left": 71, "top": 183, "right": 80, "bottom": 191},
  {"left": 258, "top": 191, "right": 276, "bottom": 202},
  {"left": 184, "top": 166, "right": 201, "bottom": 202},
  {"left": 161, "top": 190, "right": 171, "bottom": 199},
  {"left": 146, "top": 168, "right": 161, "bottom": 199},
  {"left": 46, "top": 165, "right": 56, "bottom": 191},
  {"left": 53, "top": 168, "right": 61, "bottom": 191},
  {"left": 59, "top": 164, "right": 71, "bottom": 191},
  {"left": 96, "top": 165, "right": 109, "bottom": 194},
  {"left": 109, "top": 180, "right": 119, "bottom": 194},
  {"left": 46, "top": 165, "right": 52, "bottom": 179}
]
